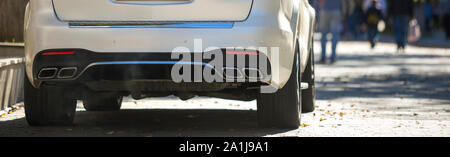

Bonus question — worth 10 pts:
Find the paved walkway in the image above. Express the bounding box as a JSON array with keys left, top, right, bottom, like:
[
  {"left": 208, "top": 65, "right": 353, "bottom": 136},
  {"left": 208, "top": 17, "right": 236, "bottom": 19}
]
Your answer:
[{"left": 0, "top": 41, "right": 449, "bottom": 137}]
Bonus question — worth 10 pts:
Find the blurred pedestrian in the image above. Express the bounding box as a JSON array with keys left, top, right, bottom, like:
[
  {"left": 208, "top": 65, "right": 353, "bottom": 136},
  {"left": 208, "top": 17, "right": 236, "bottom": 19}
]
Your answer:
[
  {"left": 363, "top": 0, "right": 387, "bottom": 16},
  {"left": 413, "top": 1, "right": 425, "bottom": 34},
  {"left": 423, "top": 0, "right": 434, "bottom": 34},
  {"left": 441, "top": 0, "right": 450, "bottom": 40},
  {"left": 318, "top": 0, "right": 344, "bottom": 64},
  {"left": 388, "top": 0, "right": 414, "bottom": 52},
  {"left": 364, "top": 0, "right": 384, "bottom": 48},
  {"left": 433, "top": 0, "right": 441, "bottom": 30},
  {"left": 343, "top": 0, "right": 364, "bottom": 40}
]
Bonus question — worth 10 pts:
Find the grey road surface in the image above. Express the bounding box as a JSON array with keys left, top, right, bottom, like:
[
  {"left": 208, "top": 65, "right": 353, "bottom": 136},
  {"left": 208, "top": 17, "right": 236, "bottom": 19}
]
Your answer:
[{"left": 0, "top": 41, "right": 449, "bottom": 137}]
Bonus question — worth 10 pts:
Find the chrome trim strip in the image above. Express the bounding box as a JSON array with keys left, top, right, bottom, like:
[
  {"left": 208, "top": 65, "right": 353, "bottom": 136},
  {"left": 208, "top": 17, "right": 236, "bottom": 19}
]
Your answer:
[
  {"left": 92, "top": 61, "right": 213, "bottom": 68},
  {"left": 69, "top": 22, "right": 234, "bottom": 28}
]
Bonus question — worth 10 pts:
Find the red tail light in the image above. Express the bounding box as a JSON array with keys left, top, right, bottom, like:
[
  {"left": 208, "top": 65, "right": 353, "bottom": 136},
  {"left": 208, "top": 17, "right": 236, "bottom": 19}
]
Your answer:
[
  {"left": 226, "top": 51, "right": 259, "bottom": 55},
  {"left": 42, "top": 51, "right": 76, "bottom": 55}
]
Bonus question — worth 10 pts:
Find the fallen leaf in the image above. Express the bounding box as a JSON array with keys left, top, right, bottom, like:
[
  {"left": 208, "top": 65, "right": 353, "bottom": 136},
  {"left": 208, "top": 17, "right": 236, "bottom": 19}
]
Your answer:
[
  {"left": 320, "top": 118, "right": 325, "bottom": 121},
  {"left": 339, "top": 112, "right": 344, "bottom": 117},
  {"left": 66, "top": 128, "right": 73, "bottom": 132},
  {"left": 301, "top": 124, "right": 310, "bottom": 127},
  {"left": 335, "top": 77, "right": 341, "bottom": 82}
]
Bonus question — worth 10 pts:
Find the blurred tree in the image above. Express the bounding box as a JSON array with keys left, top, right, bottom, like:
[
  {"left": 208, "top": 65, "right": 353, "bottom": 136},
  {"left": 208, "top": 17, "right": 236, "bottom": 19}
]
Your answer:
[{"left": 0, "top": 0, "right": 29, "bottom": 42}]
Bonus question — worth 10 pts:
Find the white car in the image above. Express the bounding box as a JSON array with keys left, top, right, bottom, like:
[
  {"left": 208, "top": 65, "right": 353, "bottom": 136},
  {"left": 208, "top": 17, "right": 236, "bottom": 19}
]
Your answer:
[{"left": 24, "top": 0, "right": 316, "bottom": 128}]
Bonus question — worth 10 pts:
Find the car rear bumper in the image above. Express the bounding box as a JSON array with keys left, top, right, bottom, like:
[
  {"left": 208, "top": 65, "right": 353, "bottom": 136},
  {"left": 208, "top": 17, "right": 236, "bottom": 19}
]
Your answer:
[
  {"left": 25, "top": 0, "right": 297, "bottom": 89},
  {"left": 33, "top": 49, "right": 271, "bottom": 82}
]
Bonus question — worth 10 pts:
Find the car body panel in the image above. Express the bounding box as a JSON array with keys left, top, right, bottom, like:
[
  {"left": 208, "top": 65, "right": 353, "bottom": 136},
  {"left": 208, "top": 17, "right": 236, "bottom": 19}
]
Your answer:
[
  {"left": 25, "top": 0, "right": 316, "bottom": 91},
  {"left": 298, "top": 0, "right": 316, "bottom": 71}
]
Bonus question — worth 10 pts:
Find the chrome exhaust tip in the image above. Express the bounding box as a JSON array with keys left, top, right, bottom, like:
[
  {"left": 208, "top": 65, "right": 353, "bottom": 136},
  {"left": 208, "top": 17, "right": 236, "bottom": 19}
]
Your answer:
[
  {"left": 243, "top": 68, "right": 264, "bottom": 80},
  {"left": 223, "top": 67, "right": 244, "bottom": 79},
  {"left": 38, "top": 68, "right": 58, "bottom": 79},
  {"left": 57, "top": 67, "right": 78, "bottom": 79}
]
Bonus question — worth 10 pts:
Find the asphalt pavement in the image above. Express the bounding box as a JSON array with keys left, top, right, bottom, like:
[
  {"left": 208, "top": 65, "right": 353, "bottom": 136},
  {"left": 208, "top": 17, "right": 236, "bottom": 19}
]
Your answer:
[{"left": 0, "top": 41, "right": 449, "bottom": 137}]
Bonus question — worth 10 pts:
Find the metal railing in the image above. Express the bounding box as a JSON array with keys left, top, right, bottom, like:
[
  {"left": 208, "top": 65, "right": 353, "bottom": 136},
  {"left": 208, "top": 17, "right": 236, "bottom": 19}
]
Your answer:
[{"left": 0, "top": 58, "right": 24, "bottom": 112}]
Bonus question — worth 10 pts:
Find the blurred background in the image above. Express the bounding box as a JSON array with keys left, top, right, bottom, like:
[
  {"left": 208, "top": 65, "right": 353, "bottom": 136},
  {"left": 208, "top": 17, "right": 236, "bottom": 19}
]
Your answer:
[
  {"left": 0, "top": 0, "right": 28, "bottom": 43},
  {"left": 309, "top": 0, "right": 450, "bottom": 49},
  {"left": 1, "top": 0, "right": 449, "bottom": 45}
]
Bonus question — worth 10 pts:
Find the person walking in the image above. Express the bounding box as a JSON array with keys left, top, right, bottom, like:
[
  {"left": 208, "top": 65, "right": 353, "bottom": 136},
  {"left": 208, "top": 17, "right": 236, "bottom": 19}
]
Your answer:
[
  {"left": 364, "top": 0, "right": 384, "bottom": 48},
  {"left": 363, "top": 0, "right": 387, "bottom": 15},
  {"left": 388, "top": 0, "right": 414, "bottom": 52},
  {"left": 318, "top": 0, "right": 344, "bottom": 64},
  {"left": 441, "top": 0, "right": 450, "bottom": 40},
  {"left": 423, "top": 0, "right": 434, "bottom": 34}
]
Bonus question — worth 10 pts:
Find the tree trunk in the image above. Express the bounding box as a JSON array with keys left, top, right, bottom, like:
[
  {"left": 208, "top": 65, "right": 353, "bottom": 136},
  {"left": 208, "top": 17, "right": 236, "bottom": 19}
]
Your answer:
[{"left": 0, "top": 0, "right": 29, "bottom": 42}]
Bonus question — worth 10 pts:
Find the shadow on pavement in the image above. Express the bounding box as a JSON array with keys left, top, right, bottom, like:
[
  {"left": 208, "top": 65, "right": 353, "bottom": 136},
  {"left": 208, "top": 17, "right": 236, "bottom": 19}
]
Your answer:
[
  {"left": 0, "top": 109, "right": 294, "bottom": 137},
  {"left": 317, "top": 73, "right": 449, "bottom": 100},
  {"left": 315, "top": 52, "right": 450, "bottom": 103}
]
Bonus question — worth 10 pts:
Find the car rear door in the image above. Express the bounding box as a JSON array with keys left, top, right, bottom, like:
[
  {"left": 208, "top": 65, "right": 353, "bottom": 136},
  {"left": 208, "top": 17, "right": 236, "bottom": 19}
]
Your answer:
[{"left": 52, "top": 0, "right": 253, "bottom": 22}]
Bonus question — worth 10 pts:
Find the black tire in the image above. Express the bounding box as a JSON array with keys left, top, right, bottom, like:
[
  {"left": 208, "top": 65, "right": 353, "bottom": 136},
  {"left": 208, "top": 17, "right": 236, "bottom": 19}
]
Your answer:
[
  {"left": 302, "top": 49, "right": 316, "bottom": 113},
  {"left": 83, "top": 93, "right": 122, "bottom": 111},
  {"left": 24, "top": 76, "right": 77, "bottom": 126},
  {"left": 257, "top": 52, "right": 301, "bottom": 128}
]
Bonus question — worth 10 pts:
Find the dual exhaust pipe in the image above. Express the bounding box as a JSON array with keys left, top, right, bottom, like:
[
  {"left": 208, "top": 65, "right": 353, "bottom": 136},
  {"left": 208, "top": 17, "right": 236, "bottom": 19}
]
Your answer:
[
  {"left": 38, "top": 67, "right": 77, "bottom": 79},
  {"left": 222, "top": 67, "right": 265, "bottom": 80}
]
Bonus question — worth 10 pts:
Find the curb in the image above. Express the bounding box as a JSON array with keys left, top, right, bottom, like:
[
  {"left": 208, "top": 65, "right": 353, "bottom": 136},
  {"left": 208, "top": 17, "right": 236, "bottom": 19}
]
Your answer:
[
  {"left": 0, "top": 43, "right": 24, "bottom": 47},
  {"left": 0, "top": 43, "right": 24, "bottom": 57}
]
